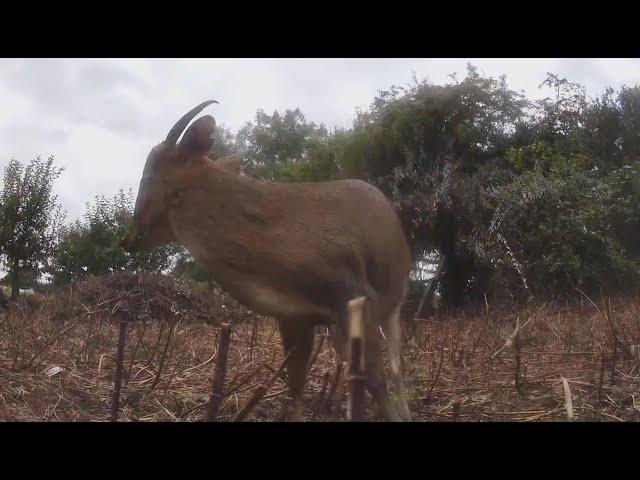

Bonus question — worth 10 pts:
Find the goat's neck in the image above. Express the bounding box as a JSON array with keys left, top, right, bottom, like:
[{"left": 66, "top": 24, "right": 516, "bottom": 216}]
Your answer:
[{"left": 165, "top": 164, "right": 274, "bottom": 276}]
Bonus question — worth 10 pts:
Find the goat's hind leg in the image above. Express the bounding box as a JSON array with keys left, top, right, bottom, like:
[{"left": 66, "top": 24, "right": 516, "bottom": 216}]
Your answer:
[
  {"left": 277, "top": 318, "right": 315, "bottom": 421},
  {"left": 337, "top": 294, "right": 401, "bottom": 421},
  {"left": 365, "top": 330, "right": 402, "bottom": 422}
]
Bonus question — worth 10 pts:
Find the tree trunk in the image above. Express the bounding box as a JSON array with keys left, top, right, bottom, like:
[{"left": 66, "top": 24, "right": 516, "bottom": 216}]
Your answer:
[
  {"left": 415, "top": 254, "right": 447, "bottom": 319},
  {"left": 441, "top": 251, "right": 472, "bottom": 308},
  {"left": 10, "top": 261, "right": 19, "bottom": 300}
]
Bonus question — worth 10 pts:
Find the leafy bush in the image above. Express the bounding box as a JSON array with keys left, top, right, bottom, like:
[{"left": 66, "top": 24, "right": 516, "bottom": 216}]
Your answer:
[{"left": 471, "top": 150, "right": 640, "bottom": 298}]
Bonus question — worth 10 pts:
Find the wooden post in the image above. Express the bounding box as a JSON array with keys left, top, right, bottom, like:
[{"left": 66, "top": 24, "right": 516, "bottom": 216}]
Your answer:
[
  {"left": 206, "top": 323, "right": 232, "bottom": 421},
  {"left": 347, "top": 296, "right": 367, "bottom": 422},
  {"left": 110, "top": 320, "right": 128, "bottom": 422}
]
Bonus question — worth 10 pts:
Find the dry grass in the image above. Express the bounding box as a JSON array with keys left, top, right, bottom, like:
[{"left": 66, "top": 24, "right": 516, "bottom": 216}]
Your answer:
[
  {"left": 405, "top": 298, "right": 640, "bottom": 422},
  {"left": 1, "top": 274, "right": 639, "bottom": 422}
]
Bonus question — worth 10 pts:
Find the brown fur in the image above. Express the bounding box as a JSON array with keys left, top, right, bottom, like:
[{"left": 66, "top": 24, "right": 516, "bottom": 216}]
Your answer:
[
  {"left": 166, "top": 160, "right": 410, "bottom": 315},
  {"left": 124, "top": 102, "right": 413, "bottom": 421}
]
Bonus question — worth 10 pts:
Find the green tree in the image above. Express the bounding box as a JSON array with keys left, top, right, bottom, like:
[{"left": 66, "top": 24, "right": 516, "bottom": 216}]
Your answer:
[
  {"left": 211, "top": 124, "right": 238, "bottom": 159},
  {"left": 616, "top": 86, "right": 640, "bottom": 163},
  {"left": 0, "top": 156, "right": 65, "bottom": 299},
  {"left": 236, "top": 108, "right": 329, "bottom": 180}
]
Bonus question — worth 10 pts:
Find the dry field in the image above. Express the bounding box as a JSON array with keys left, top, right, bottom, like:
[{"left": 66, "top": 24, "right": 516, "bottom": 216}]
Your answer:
[{"left": 1, "top": 273, "right": 639, "bottom": 422}]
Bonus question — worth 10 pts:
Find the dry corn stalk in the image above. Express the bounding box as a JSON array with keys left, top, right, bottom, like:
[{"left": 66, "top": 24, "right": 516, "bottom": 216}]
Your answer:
[{"left": 561, "top": 376, "right": 574, "bottom": 422}]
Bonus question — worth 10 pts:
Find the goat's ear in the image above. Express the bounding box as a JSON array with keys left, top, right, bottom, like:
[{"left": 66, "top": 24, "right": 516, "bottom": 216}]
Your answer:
[
  {"left": 180, "top": 115, "right": 216, "bottom": 154},
  {"left": 216, "top": 154, "right": 242, "bottom": 174}
]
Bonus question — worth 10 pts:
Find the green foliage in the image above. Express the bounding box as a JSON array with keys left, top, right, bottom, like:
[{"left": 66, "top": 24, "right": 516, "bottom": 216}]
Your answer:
[
  {"left": 504, "top": 142, "right": 594, "bottom": 178},
  {"left": 234, "top": 66, "right": 640, "bottom": 305},
  {"left": 470, "top": 163, "right": 640, "bottom": 297},
  {"left": 0, "top": 156, "right": 65, "bottom": 298},
  {"left": 52, "top": 189, "right": 180, "bottom": 284},
  {"left": 607, "top": 162, "right": 640, "bottom": 260},
  {"left": 236, "top": 108, "right": 329, "bottom": 180},
  {"left": 345, "top": 65, "right": 529, "bottom": 177},
  {"left": 210, "top": 124, "right": 238, "bottom": 159}
]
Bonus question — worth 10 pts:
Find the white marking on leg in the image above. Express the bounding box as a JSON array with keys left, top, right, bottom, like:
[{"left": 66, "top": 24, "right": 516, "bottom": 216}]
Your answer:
[{"left": 379, "top": 325, "right": 387, "bottom": 341}]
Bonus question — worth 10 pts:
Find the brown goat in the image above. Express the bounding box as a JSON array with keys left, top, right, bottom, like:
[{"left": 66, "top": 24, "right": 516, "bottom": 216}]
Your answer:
[{"left": 122, "top": 101, "right": 412, "bottom": 421}]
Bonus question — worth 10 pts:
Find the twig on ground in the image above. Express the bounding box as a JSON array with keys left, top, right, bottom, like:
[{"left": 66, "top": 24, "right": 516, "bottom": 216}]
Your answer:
[{"left": 233, "top": 350, "right": 292, "bottom": 422}]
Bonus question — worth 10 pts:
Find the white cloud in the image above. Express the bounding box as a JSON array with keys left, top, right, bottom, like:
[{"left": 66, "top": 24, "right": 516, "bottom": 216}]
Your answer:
[{"left": 1, "top": 58, "right": 640, "bottom": 223}]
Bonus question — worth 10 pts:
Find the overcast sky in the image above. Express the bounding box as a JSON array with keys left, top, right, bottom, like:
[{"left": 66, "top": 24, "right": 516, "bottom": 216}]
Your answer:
[{"left": 2, "top": 58, "right": 640, "bottom": 222}]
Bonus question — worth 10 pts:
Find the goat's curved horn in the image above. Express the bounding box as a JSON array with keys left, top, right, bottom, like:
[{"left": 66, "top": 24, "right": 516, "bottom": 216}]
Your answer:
[{"left": 165, "top": 100, "right": 219, "bottom": 145}]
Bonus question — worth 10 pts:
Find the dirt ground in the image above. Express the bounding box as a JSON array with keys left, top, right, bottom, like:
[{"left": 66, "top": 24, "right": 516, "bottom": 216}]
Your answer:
[{"left": 1, "top": 274, "right": 639, "bottom": 422}]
